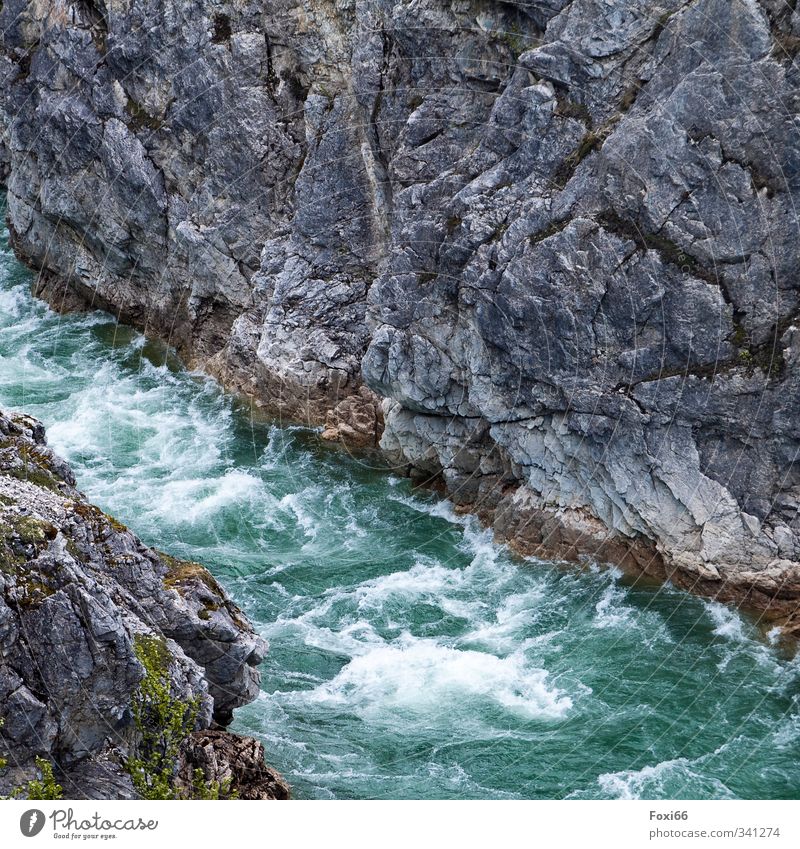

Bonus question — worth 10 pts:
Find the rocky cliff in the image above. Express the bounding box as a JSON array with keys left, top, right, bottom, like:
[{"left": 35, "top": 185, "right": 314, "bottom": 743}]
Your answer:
[
  {"left": 2, "top": 0, "right": 799, "bottom": 633},
  {"left": 0, "top": 409, "right": 286, "bottom": 799}
]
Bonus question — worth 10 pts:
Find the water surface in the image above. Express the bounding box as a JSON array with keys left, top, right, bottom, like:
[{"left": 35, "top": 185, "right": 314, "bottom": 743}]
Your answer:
[{"left": 1, "top": 203, "right": 798, "bottom": 799}]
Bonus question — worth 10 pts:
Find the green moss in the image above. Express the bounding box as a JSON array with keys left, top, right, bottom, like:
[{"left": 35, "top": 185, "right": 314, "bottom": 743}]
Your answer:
[
  {"left": 445, "top": 216, "right": 462, "bottom": 235},
  {"left": 0, "top": 514, "right": 55, "bottom": 571},
  {"left": 68, "top": 500, "right": 127, "bottom": 533},
  {"left": 0, "top": 549, "right": 22, "bottom": 574},
  {"left": 104, "top": 512, "right": 127, "bottom": 533},
  {"left": 555, "top": 98, "right": 592, "bottom": 126},
  {"left": 731, "top": 322, "right": 748, "bottom": 348},
  {"left": 597, "top": 210, "right": 718, "bottom": 284},
  {"left": 730, "top": 321, "right": 786, "bottom": 380},
  {"left": 159, "top": 552, "right": 246, "bottom": 628},
  {"left": 553, "top": 127, "right": 609, "bottom": 188},
  {"left": 13, "top": 574, "right": 55, "bottom": 607},
  {"left": 10, "top": 515, "right": 56, "bottom": 546},
  {"left": 0, "top": 514, "right": 58, "bottom": 604},
  {"left": 65, "top": 538, "right": 87, "bottom": 563}
]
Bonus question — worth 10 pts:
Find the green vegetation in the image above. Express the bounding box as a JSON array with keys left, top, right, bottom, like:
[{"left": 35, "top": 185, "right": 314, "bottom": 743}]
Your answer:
[
  {"left": 23, "top": 758, "right": 64, "bottom": 800},
  {"left": 67, "top": 500, "right": 127, "bottom": 533},
  {"left": 0, "top": 629, "right": 232, "bottom": 801},
  {"left": 0, "top": 514, "right": 58, "bottom": 604},
  {"left": 125, "top": 636, "right": 236, "bottom": 800},
  {"left": 160, "top": 553, "right": 241, "bottom": 625},
  {"left": 732, "top": 322, "right": 786, "bottom": 379},
  {"left": 188, "top": 768, "right": 235, "bottom": 801},
  {"left": 125, "top": 635, "right": 198, "bottom": 799},
  {"left": 160, "top": 553, "right": 221, "bottom": 594},
  {"left": 124, "top": 97, "right": 162, "bottom": 132}
]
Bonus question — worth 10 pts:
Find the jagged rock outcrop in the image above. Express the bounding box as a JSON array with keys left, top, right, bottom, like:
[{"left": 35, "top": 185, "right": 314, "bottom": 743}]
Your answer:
[
  {"left": 176, "top": 730, "right": 291, "bottom": 800},
  {"left": 2, "top": 0, "right": 800, "bottom": 629},
  {"left": 0, "top": 408, "right": 281, "bottom": 798}
]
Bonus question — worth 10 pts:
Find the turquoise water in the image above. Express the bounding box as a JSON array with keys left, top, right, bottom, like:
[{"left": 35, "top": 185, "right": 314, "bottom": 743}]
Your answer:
[{"left": 1, "top": 208, "right": 798, "bottom": 800}]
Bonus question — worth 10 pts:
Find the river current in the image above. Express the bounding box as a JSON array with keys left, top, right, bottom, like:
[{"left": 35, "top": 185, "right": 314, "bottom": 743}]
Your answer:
[{"left": 1, "top": 204, "right": 798, "bottom": 799}]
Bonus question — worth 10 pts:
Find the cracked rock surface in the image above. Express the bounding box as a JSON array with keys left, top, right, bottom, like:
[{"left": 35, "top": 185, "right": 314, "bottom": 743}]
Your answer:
[
  {"left": 0, "top": 409, "right": 274, "bottom": 798},
  {"left": 1, "top": 0, "right": 800, "bottom": 626}
]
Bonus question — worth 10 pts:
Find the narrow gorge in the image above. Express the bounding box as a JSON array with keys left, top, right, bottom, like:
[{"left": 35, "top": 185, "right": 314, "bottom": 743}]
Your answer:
[{"left": 1, "top": 0, "right": 799, "bottom": 800}]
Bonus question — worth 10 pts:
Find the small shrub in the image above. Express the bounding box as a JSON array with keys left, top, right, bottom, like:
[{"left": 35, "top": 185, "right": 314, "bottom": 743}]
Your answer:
[
  {"left": 125, "top": 636, "right": 200, "bottom": 800},
  {"left": 125, "top": 636, "right": 236, "bottom": 799},
  {"left": 189, "top": 768, "right": 237, "bottom": 801},
  {"left": 24, "top": 758, "right": 63, "bottom": 800}
]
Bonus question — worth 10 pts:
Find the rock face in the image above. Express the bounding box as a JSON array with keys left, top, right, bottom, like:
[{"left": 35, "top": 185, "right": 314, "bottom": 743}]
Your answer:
[
  {"left": 2, "top": 0, "right": 800, "bottom": 628},
  {"left": 0, "top": 409, "right": 280, "bottom": 798}
]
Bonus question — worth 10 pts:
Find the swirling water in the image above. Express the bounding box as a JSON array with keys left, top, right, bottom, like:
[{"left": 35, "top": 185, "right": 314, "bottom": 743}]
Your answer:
[{"left": 1, "top": 209, "right": 798, "bottom": 800}]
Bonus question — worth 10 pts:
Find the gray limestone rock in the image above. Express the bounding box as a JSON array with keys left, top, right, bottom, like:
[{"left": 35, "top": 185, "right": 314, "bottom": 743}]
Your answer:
[{"left": 0, "top": 408, "right": 270, "bottom": 796}]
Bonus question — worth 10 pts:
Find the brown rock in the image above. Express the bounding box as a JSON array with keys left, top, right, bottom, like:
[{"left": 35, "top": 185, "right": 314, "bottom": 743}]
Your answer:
[
  {"left": 177, "top": 731, "right": 290, "bottom": 800},
  {"left": 321, "top": 386, "right": 384, "bottom": 448}
]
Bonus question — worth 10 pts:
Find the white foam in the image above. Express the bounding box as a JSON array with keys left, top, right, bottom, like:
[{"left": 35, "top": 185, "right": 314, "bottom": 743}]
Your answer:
[
  {"left": 593, "top": 582, "right": 636, "bottom": 630},
  {"left": 279, "top": 490, "right": 321, "bottom": 538},
  {"left": 355, "top": 560, "right": 465, "bottom": 607},
  {"left": 773, "top": 711, "right": 800, "bottom": 749},
  {"left": 0, "top": 283, "right": 32, "bottom": 319},
  {"left": 148, "top": 470, "right": 265, "bottom": 523},
  {"left": 344, "top": 516, "right": 368, "bottom": 540},
  {"left": 461, "top": 584, "right": 546, "bottom": 651},
  {"left": 265, "top": 614, "right": 384, "bottom": 659},
  {"left": 704, "top": 600, "right": 747, "bottom": 641},
  {"left": 303, "top": 635, "right": 574, "bottom": 722},
  {"left": 597, "top": 757, "right": 734, "bottom": 800}
]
